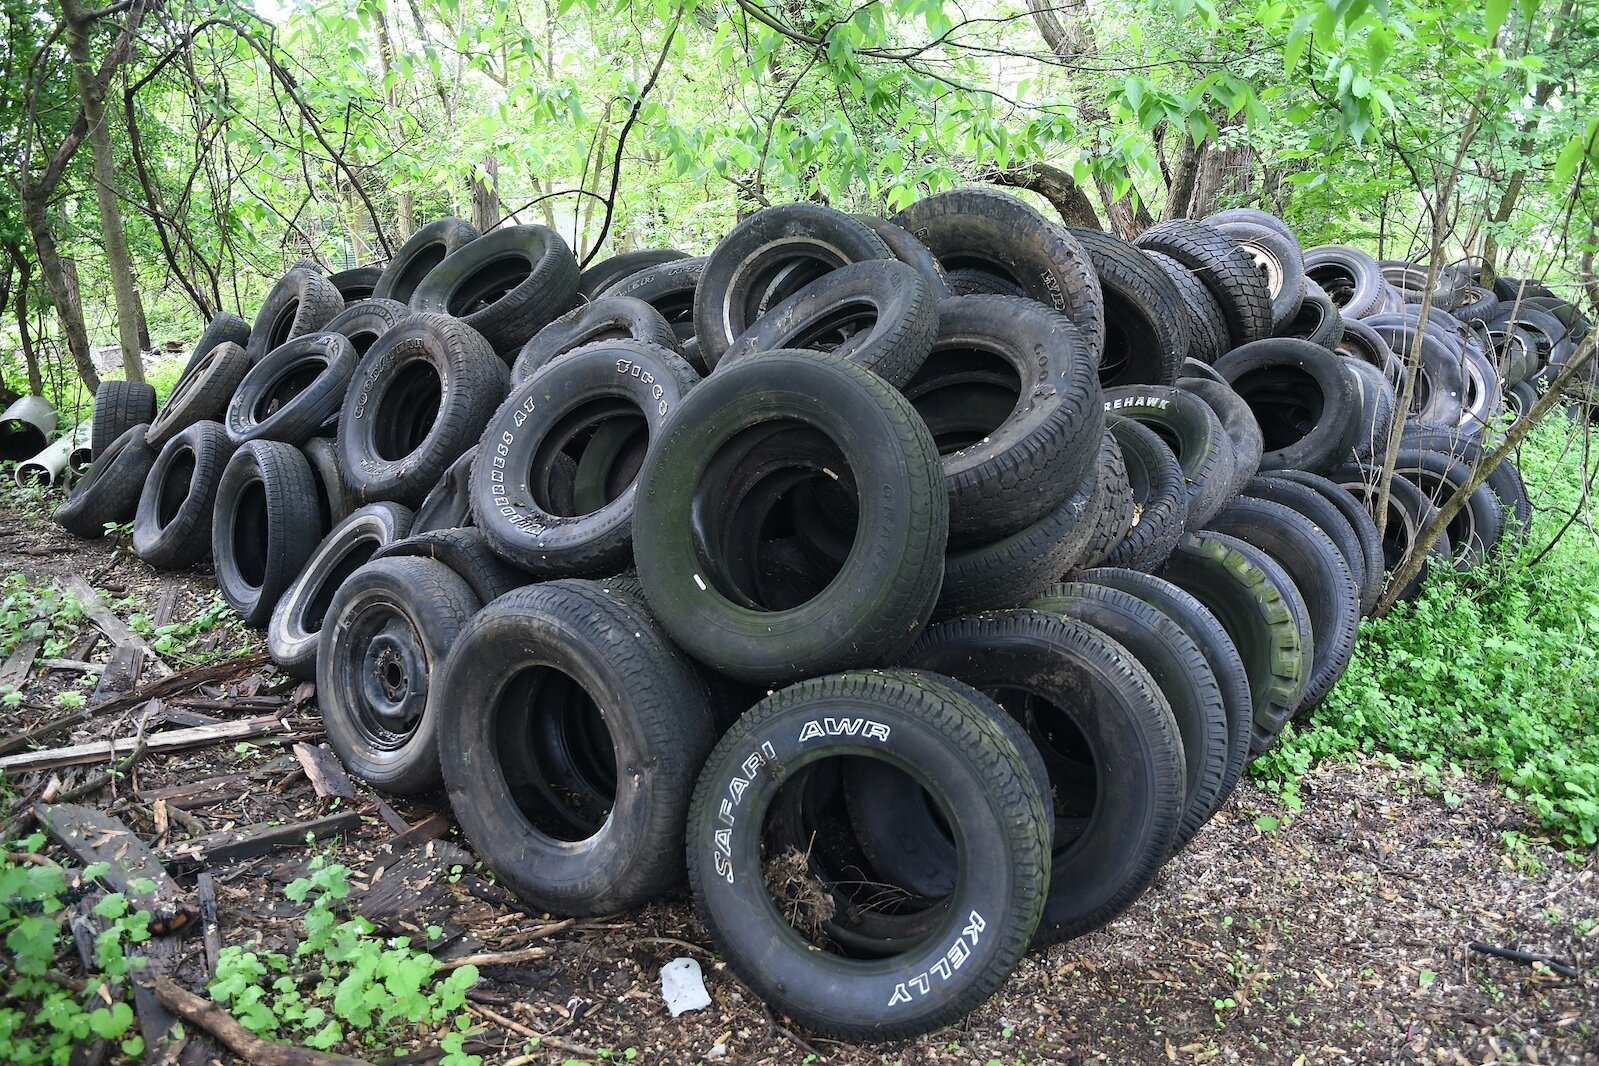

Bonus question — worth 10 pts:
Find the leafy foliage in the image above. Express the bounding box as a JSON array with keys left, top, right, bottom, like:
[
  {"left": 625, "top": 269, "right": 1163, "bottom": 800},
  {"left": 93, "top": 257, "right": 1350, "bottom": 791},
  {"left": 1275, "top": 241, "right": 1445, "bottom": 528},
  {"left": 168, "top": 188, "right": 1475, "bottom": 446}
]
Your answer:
[
  {"left": 1254, "top": 420, "right": 1599, "bottom": 848},
  {"left": 209, "top": 855, "right": 481, "bottom": 1064}
]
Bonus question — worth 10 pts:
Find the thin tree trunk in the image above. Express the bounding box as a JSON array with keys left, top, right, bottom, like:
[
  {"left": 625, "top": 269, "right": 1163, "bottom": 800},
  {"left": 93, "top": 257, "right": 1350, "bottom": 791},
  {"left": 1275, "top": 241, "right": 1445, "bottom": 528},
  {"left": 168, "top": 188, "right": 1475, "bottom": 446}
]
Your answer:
[
  {"left": 60, "top": 0, "right": 146, "bottom": 382},
  {"left": 21, "top": 195, "right": 99, "bottom": 392},
  {"left": 14, "top": 255, "right": 44, "bottom": 397},
  {"left": 471, "top": 153, "right": 502, "bottom": 231},
  {"left": 981, "top": 163, "right": 1102, "bottom": 228},
  {"left": 374, "top": 9, "right": 414, "bottom": 242}
]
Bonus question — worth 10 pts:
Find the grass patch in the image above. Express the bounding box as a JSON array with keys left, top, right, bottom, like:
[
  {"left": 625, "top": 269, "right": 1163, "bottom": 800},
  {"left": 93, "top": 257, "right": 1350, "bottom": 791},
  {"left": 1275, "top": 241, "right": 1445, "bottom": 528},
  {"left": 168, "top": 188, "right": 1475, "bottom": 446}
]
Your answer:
[{"left": 1253, "top": 418, "right": 1599, "bottom": 849}]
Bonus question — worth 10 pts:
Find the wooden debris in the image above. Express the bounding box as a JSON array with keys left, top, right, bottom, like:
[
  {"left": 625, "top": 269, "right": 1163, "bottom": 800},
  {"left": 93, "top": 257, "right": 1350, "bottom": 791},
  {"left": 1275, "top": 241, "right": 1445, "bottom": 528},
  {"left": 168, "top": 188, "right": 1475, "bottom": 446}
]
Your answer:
[
  {"left": 137, "top": 773, "right": 251, "bottom": 809},
  {"left": 151, "top": 975, "right": 374, "bottom": 1066},
  {"left": 38, "top": 657, "right": 103, "bottom": 674},
  {"left": 197, "top": 872, "right": 222, "bottom": 979},
  {"left": 56, "top": 576, "right": 172, "bottom": 678},
  {"left": 89, "top": 643, "right": 144, "bottom": 701},
  {"left": 0, "top": 715, "right": 288, "bottom": 772},
  {"left": 371, "top": 813, "right": 451, "bottom": 868},
  {"left": 293, "top": 742, "right": 355, "bottom": 799},
  {"left": 0, "top": 637, "right": 42, "bottom": 688},
  {"left": 162, "top": 810, "right": 364, "bottom": 872},
  {"left": 0, "top": 650, "right": 271, "bottom": 756},
  {"left": 152, "top": 586, "right": 180, "bottom": 628},
  {"left": 354, "top": 848, "right": 482, "bottom": 957},
  {"left": 371, "top": 796, "right": 411, "bottom": 834},
  {"left": 34, "top": 803, "right": 195, "bottom": 934}
]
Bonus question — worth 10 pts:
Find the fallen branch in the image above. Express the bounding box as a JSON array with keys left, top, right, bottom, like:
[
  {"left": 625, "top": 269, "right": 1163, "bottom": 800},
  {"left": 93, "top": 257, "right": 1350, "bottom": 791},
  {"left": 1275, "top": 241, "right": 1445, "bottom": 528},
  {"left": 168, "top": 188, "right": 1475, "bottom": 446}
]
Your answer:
[
  {"left": 151, "top": 975, "right": 375, "bottom": 1065},
  {"left": 1468, "top": 941, "right": 1580, "bottom": 978},
  {"left": 465, "top": 1002, "right": 604, "bottom": 1061},
  {"left": 0, "top": 715, "right": 287, "bottom": 772},
  {"left": 52, "top": 736, "right": 148, "bottom": 803},
  {"left": 434, "top": 920, "right": 575, "bottom": 971}
]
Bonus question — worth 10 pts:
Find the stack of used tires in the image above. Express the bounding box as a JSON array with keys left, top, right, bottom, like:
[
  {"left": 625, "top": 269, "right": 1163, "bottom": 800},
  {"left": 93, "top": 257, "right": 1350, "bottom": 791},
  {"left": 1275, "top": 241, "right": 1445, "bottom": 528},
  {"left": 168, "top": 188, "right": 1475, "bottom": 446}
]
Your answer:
[{"left": 50, "top": 194, "right": 1590, "bottom": 1041}]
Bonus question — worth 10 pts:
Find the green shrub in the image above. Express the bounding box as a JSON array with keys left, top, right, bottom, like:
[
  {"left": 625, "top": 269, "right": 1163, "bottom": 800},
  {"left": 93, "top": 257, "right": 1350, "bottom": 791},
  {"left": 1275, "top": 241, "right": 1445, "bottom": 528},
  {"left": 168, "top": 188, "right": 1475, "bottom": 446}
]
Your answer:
[{"left": 1253, "top": 419, "right": 1599, "bottom": 848}]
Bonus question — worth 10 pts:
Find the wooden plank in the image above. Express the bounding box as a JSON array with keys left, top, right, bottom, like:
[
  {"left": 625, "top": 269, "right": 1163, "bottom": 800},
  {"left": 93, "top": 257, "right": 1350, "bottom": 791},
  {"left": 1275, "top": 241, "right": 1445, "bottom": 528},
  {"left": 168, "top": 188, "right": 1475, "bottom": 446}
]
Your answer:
[
  {"left": 34, "top": 802, "right": 195, "bottom": 934},
  {"left": 0, "top": 716, "right": 287, "bottom": 772},
  {"left": 152, "top": 586, "right": 180, "bottom": 628},
  {"left": 0, "top": 637, "right": 42, "bottom": 688},
  {"left": 136, "top": 773, "right": 250, "bottom": 808},
  {"left": 197, "top": 872, "right": 221, "bottom": 979},
  {"left": 89, "top": 643, "right": 143, "bottom": 701},
  {"left": 0, "top": 650, "right": 270, "bottom": 757},
  {"left": 56, "top": 576, "right": 171, "bottom": 678},
  {"left": 366, "top": 813, "right": 452, "bottom": 875},
  {"left": 38, "top": 657, "right": 103, "bottom": 674},
  {"left": 161, "top": 811, "right": 364, "bottom": 872},
  {"left": 354, "top": 850, "right": 481, "bottom": 957},
  {"left": 371, "top": 796, "right": 411, "bottom": 834},
  {"left": 293, "top": 743, "right": 354, "bottom": 799}
]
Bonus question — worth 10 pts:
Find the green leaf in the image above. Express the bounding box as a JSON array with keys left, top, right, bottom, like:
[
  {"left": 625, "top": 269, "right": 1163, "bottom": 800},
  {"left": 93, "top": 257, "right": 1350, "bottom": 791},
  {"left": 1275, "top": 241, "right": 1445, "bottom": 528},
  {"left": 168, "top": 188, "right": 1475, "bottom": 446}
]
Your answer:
[
  {"left": 1485, "top": 0, "right": 1510, "bottom": 41},
  {"left": 1254, "top": 815, "right": 1280, "bottom": 833},
  {"left": 87, "top": 1003, "right": 134, "bottom": 1040},
  {"left": 1366, "top": 24, "right": 1392, "bottom": 71},
  {"left": 1553, "top": 134, "right": 1585, "bottom": 185}
]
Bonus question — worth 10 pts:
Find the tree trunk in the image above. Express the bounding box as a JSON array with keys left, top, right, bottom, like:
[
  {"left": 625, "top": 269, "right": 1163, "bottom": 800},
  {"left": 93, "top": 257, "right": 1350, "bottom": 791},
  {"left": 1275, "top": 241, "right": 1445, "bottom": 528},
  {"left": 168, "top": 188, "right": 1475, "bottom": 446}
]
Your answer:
[
  {"left": 60, "top": 0, "right": 146, "bottom": 382},
  {"left": 981, "top": 163, "right": 1102, "bottom": 229},
  {"left": 12, "top": 254, "right": 44, "bottom": 397},
  {"left": 133, "top": 288, "right": 152, "bottom": 351},
  {"left": 471, "top": 153, "right": 502, "bottom": 232},
  {"left": 374, "top": 9, "right": 414, "bottom": 243},
  {"left": 1161, "top": 133, "right": 1204, "bottom": 221},
  {"left": 1188, "top": 141, "right": 1256, "bottom": 219},
  {"left": 21, "top": 194, "right": 99, "bottom": 392}
]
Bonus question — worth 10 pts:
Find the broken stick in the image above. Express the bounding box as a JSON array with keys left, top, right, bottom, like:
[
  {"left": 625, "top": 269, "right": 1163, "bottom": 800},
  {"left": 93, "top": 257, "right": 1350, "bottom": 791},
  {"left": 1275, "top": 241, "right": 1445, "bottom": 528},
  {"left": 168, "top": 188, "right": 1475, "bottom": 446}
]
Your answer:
[{"left": 151, "top": 976, "right": 375, "bottom": 1066}]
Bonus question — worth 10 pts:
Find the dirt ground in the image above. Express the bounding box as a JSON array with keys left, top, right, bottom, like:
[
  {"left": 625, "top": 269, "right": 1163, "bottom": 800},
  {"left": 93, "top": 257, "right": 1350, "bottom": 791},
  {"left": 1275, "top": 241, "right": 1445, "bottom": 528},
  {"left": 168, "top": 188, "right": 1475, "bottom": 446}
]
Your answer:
[{"left": 1, "top": 490, "right": 1595, "bottom": 1066}]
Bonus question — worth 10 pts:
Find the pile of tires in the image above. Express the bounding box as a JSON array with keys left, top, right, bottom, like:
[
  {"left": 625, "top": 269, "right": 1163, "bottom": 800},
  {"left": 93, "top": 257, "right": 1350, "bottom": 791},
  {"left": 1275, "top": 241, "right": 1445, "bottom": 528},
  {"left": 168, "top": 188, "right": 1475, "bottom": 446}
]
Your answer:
[{"left": 50, "top": 196, "right": 1591, "bottom": 1041}]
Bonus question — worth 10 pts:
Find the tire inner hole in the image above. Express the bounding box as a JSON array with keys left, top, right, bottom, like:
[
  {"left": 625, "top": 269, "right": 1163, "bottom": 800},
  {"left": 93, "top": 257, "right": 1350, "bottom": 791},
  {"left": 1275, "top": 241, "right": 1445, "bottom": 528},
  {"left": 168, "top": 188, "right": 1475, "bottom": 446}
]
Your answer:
[
  {"left": 231, "top": 479, "right": 270, "bottom": 590},
  {"left": 373, "top": 362, "right": 443, "bottom": 461},
  {"left": 528, "top": 399, "right": 649, "bottom": 518},
  {"left": 256, "top": 358, "right": 327, "bottom": 423},
  {"left": 448, "top": 252, "right": 532, "bottom": 316},
  {"left": 493, "top": 666, "right": 619, "bottom": 843},
  {"left": 903, "top": 347, "right": 1022, "bottom": 454},
  {"left": 157, "top": 450, "right": 196, "bottom": 528},
  {"left": 1230, "top": 366, "right": 1326, "bottom": 452}
]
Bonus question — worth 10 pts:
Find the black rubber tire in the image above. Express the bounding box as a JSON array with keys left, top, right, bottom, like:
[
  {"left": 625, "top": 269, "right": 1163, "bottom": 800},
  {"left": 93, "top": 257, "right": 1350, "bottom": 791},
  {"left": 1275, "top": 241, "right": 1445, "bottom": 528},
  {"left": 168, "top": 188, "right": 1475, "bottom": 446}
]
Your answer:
[
  {"left": 717, "top": 259, "right": 937, "bottom": 387},
  {"left": 56, "top": 424, "right": 155, "bottom": 539},
  {"left": 472, "top": 341, "right": 699, "bottom": 576},
  {"left": 510, "top": 296, "right": 679, "bottom": 387},
  {"left": 323, "top": 298, "right": 412, "bottom": 359},
  {"left": 410, "top": 445, "right": 476, "bottom": 534},
  {"left": 302, "top": 436, "right": 352, "bottom": 529},
  {"left": 1452, "top": 284, "right": 1500, "bottom": 322},
  {"left": 1403, "top": 428, "right": 1532, "bottom": 551},
  {"left": 148, "top": 342, "right": 251, "bottom": 449},
  {"left": 936, "top": 461, "right": 1099, "bottom": 617},
  {"left": 1066, "top": 227, "right": 1187, "bottom": 387},
  {"left": 409, "top": 225, "right": 581, "bottom": 356},
  {"left": 268, "top": 502, "right": 414, "bottom": 680},
  {"left": 1077, "top": 429, "right": 1135, "bottom": 570},
  {"left": 1369, "top": 322, "right": 1465, "bottom": 426},
  {"left": 246, "top": 266, "right": 345, "bottom": 365},
  {"left": 1456, "top": 343, "right": 1504, "bottom": 437},
  {"left": 339, "top": 312, "right": 509, "bottom": 508},
  {"left": 1029, "top": 582, "right": 1228, "bottom": 850},
  {"left": 328, "top": 265, "right": 384, "bottom": 303},
  {"left": 1303, "top": 245, "right": 1385, "bottom": 320},
  {"left": 442, "top": 579, "right": 718, "bottom": 912},
  {"left": 1505, "top": 379, "right": 1539, "bottom": 424},
  {"left": 1103, "top": 385, "right": 1234, "bottom": 530},
  {"left": 1146, "top": 251, "right": 1231, "bottom": 363},
  {"left": 1208, "top": 219, "right": 1306, "bottom": 331},
  {"left": 693, "top": 205, "right": 890, "bottom": 366},
  {"left": 372, "top": 217, "right": 480, "bottom": 304},
  {"left": 91, "top": 380, "right": 158, "bottom": 459},
  {"left": 1343, "top": 357, "right": 1399, "bottom": 464},
  {"left": 1180, "top": 357, "right": 1228, "bottom": 385},
  {"left": 226, "top": 332, "right": 357, "bottom": 446},
  {"left": 372, "top": 526, "right": 532, "bottom": 604},
  {"left": 317, "top": 555, "right": 480, "bottom": 792},
  {"left": 1077, "top": 567, "right": 1252, "bottom": 817},
  {"left": 1273, "top": 278, "right": 1345, "bottom": 349},
  {"left": 173, "top": 312, "right": 251, "bottom": 398},
  {"left": 905, "top": 296, "right": 1103, "bottom": 546},
  {"left": 1251, "top": 471, "right": 1383, "bottom": 617},
  {"left": 212, "top": 440, "right": 326, "bottom": 627},
  {"left": 1102, "top": 417, "right": 1188, "bottom": 571},
  {"left": 901, "top": 612, "right": 1183, "bottom": 945},
  {"left": 1327, "top": 465, "right": 1452, "bottom": 602},
  {"left": 687, "top": 669, "right": 1050, "bottom": 1038},
  {"left": 1204, "top": 207, "right": 1295, "bottom": 243},
  {"left": 132, "top": 420, "right": 234, "bottom": 570},
  {"left": 1214, "top": 337, "right": 1361, "bottom": 474},
  {"left": 633, "top": 351, "right": 947, "bottom": 685},
  {"left": 1335, "top": 318, "right": 1402, "bottom": 390},
  {"left": 1134, "top": 219, "right": 1273, "bottom": 350},
  {"left": 1176, "top": 376, "right": 1262, "bottom": 502},
  {"left": 577, "top": 248, "right": 688, "bottom": 301},
  {"left": 1390, "top": 447, "right": 1507, "bottom": 567},
  {"left": 892, "top": 188, "right": 1105, "bottom": 358},
  {"left": 1158, "top": 531, "right": 1307, "bottom": 754},
  {"left": 854, "top": 214, "right": 954, "bottom": 298},
  {"left": 1207, "top": 495, "right": 1359, "bottom": 713},
  {"left": 594, "top": 255, "right": 705, "bottom": 337}
]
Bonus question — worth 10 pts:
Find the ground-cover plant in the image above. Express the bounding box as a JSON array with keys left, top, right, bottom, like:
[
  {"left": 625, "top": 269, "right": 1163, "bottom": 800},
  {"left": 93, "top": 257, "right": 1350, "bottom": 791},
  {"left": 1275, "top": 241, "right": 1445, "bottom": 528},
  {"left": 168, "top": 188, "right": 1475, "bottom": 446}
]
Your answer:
[
  {"left": 208, "top": 854, "right": 482, "bottom": 1065},
  {"left": 1254, "top": 419, "right": 1599, "bottom": 849}
]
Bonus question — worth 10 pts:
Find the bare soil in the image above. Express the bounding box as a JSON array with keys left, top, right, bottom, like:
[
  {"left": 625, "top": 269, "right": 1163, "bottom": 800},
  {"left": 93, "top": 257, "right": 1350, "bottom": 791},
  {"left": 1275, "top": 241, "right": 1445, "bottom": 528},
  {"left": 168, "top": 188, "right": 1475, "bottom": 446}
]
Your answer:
[{"left": 1, "top": 493, "right": 1594, "bottom": 1065}]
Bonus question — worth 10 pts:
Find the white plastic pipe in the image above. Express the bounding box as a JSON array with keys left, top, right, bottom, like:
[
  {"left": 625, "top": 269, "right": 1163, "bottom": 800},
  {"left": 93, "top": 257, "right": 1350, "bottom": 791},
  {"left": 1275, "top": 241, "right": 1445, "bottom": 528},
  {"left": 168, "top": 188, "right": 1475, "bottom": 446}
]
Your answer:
[
  {"left": 16, "top": 422, "right": 93, "bottom": 487},
  {"left": 0, "top": 395, "right": 59, "bottom": 462}
]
